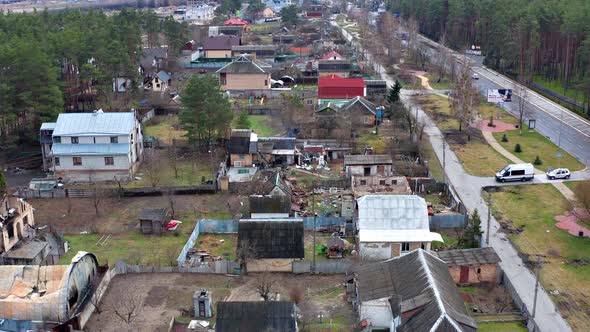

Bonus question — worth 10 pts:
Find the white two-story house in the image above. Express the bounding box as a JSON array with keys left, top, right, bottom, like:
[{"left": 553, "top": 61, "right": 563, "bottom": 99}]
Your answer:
[{"left": 41, "top": 111, "right": 143, "bottom": 182}]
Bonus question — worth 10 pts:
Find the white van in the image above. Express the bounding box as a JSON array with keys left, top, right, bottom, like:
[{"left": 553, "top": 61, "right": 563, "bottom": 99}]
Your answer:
[{"left": 495, "top": 163, "right": 535, "bottom": 182}]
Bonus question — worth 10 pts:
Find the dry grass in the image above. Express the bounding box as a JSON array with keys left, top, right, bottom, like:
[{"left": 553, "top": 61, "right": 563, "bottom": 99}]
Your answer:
[
  {"left": 143, "top": 116, "right": 187, "bottom": 144},
  {"left": 490, "top": 184, "right": 590, "bottom": 330},
  {"left": 451, "top": 140, "right": 511, "bottom": 177}
]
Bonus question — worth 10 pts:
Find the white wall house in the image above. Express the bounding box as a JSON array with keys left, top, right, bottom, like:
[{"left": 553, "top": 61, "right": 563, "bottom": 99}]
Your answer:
[
  {"left": 41, "top": 111, "right": 143, "bottom": 182},
  {"left": 356, "top": 195, "right": 443, "bottom": 260}
]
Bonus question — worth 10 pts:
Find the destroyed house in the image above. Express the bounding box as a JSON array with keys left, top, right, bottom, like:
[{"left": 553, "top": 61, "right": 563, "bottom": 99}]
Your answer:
[
  {"left": 216, "top": 301, "right": 297, "bottom": 332},
  {"left": 344, "top": 154, "right": 393, "bottom": 177},
  {"left": 237, "top": 219, "right": 304, "bottom": 272},
  {"left": 249, "top": 170, "right": 292, "bottom": 198},
  {"left": 436, "top": 247, "right": 502, "bottom": 284},
  {"left": 228, "top": 129, "right": 257, "bottom": 167},
  {"left": 257, "top": 137, "right": 296, "bottom": 165},
  {"left": 353, "top": 249, "right": 477, "bottom": 331},
  {"left": 139, "top": 208, "right": 169, "bottom": 234}
]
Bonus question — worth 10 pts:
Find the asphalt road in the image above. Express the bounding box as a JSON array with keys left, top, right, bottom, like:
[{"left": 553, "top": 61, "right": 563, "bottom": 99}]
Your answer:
[{"left": 332, "top": 19, "right": 574, "bottom": 332}]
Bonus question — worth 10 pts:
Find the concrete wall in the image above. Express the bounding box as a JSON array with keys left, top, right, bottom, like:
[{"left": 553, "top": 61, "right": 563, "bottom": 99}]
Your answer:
[
  {"left": 205, "top": 49, "right": 231, "bottom": 58},
  {"left": 246, "top": 258, "right": 296, "bottom": 272},
  {"left": 448, "top": 264, "right": 500, "bottom": 284},
  {"left": 0, "top": 197, "right": 35, "bottom": 253},
  {"left": 346, "top": 164, "right": 393, "bottom": 177},
  {"left": 223, "top": 73, "right": 270, "bottom": 90},
  {"left": 360, "top": 241, "right": 431, "bottom": 260},
  {"left": 351, "top": 175, "right": 411, "bottom": 195},
  {"left": 359, "top": 298, "right": 393, "bottom": 329}
]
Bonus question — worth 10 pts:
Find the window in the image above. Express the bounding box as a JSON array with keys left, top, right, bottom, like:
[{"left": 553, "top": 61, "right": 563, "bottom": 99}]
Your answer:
[
  {"left": 110, "top": 136, "right": 118, "bottom": 143},
  {"left": 156, "top": 83, "right": 161, "bottom": 88},
  {"left": 477, "top": 268, "right": 481, "bottom": 274},
  {"left": 511, "top": 169, "right": 525, "bottom": 176},
  {"left": 379, "top": 180, "right": 386, "bottom": 185},
  {"left": 54, "top": 157, "right": 60, "bottom": 166},
  {"left": 306, "top": 99, "right": 313, "bottom": 105},
  {"left": 264, "top": 80, "right": 268, "bottom": 86},
  {"left": 73, "top": 157, "right": 82, "bottom": 166},
  {"left": 360, "top": 180, "right": 367, "bottom": 185},
  {"left": 104, "top": 157, "right": 114, "bottom": 166},
  {"left": 401, "top": 242, "right": 410, "bottom": 252},
  {"left": 239, "top": 154, "right": 245, "bottom": 160},
  {"left": 421, "top": 243, "right": 426, "bottom": 250},
  {"left": 53, "top": 136, "right": 61, "bottom": 143},
  {"left": 364, "top": 116, "right": 372, "bottom": 124},
  {"left": 71, "top": 137, "right": 79, "bottom": 144}
]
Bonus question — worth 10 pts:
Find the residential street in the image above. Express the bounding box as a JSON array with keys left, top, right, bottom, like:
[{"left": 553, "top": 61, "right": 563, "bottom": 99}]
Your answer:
[{"left": 332, "top": 19, "right": 575, "bottom": 332}]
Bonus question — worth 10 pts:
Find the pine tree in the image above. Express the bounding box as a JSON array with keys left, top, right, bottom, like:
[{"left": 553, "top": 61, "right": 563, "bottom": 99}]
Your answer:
[
  {"left": 387, "top": 80, "right": 402, "bottom": 105},
  {"left": 462, "top": 209, "right": 483, "bottom": 248}
]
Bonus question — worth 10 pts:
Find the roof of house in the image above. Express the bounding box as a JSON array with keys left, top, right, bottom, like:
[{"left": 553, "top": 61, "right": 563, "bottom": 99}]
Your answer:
[
  {"left": 40, "top": 122, "right": 56, "bottom": 131},
  {"left": 215, "top": 301, "right": 297, "bottom": 332},
  {"left": 435, "top": 247, "right": 502, "bottom": 266},
  {"left": 156, "top": 70, "right": 171, "bottom": 82},
  {"left": 291, "top": 47, "right": 312, "bottom": 54},
  {"left": 52, "top": 112, "right": 136, "bottom": 137},
  {"left": 232, "top": 45, "right": 277, "bottom": 51},
  {"left": 203, "top": 35, "right": 240, "bottom": 50},
  {"left": 357, "top": 195, "right": 427, "bottom": 230},
  {"left": 249, "top": 169, "right": 292, "bottom": 196},
  {"left": 52, "top": 143, "right": 129, "bottom": 156},
  {"left": 344, "top": 154, "right": 392, "bottom": 165},
  {"left": 224, "top": 17, "right": 249, "bottom": 26},
  {"left": 322, "top": 50, "right": 344, "bottom": 60},
  {"left": 327, "top": 236, "right": 345, "bottom": 247},
  {"left": 249, "top": 195, "right": 291, "bottom": 215},
  {"left": 238, "top": 220, "right": 304, "bottom": 259},
  {"left": 318, "top": 75, "right": 364, "bottom": 99},
  {"left": 316, "top": 103, "right": 340, "bottom": 114},
  {"left": 216, "top": 55, "right": 271, "bottom": 74},
  {"left": 257, "top": 137, "right": 296, "bottom": 154},
  {"left": 341, "top": 96, "right": 377, "bottom": 115},
  {"left": 355, "top": 249, "right": 477, "bottom": 332},
  {"left": 138, "top": 208, "right": 168, "bottom": 221},
  {"left": 229, "top": 129, "right": 257, "bottom": 154}
]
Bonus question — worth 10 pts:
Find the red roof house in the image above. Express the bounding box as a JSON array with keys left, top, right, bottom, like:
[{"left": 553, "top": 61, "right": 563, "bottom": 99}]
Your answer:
[
  {"left": 225, "top": 18, "right": 249, "bottom": 26},
  {"left": 291, "top": 47, "right": 313, "bottom": 56},
  {"left": 322, "top": 51, "right": 344, "bottom": 60},
  {"left": 318, "top": 75, "right": 365, "bottom": 99}
]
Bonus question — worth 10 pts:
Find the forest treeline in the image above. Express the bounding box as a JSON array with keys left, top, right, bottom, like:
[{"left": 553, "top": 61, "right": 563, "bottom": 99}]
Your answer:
[
  {"left": 0, "top": 9, "right": 186, "bottom": 147},
  {"left": 387, "top": 0, "right": 590, "bottom": 108}
]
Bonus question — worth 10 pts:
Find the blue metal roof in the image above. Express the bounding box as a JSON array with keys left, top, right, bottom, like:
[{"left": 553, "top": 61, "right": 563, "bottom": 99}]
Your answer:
[
  {"left": 52, "top": 143, "right": 130, "bottom": 156},
  {"left": 52, "top": 112, "right": 136, "bottom": 136}
]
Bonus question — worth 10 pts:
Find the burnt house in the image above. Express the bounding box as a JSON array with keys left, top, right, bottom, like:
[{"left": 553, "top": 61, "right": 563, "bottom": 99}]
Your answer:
[
  {"left": 344, "top": 154, "right": 394, "bottom": 177},
  {"left": 139, "top": 208, "right": 169, "bottom": 234},
  {"left": 353, "top": 249, "right": 477, "bottom": 331},
  {"left": 237, "top": 219, "right": 304, "bottom": 272},
  {"left": 139, "top": 47, "right": 168, "bottom": 78},
  {"left": 436, "top": 247, "right": 502, "bottom": 285},
  {"left": 365, "top": 80, "right": 388, "bottom": 100},
  {"left": 249, "top": 170, "right": 292, "bottom": 198},
  {"left": 216, "top": 301, "right": 297, "bottom": 332},
  {"left": 257, "top": 137, "right": 296, "bottom": 165}
]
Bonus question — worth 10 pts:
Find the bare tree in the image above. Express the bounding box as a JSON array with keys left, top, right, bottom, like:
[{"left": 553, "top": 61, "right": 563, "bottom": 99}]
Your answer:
[
  {"left": 449, "top": 59, "right": 479, "bottom": 131},
  {"left": 142, "top": 150, "right": 162, "bottom": 187},
  {"left": 167, "top": 190, "right": 176, "bottom": 219},
  {"left": 517, "top": 85, "right": 529, "bottom": 135},
  {"left": 111, "top": 293, "right": 143, "bottom": 326},
  {"left": 253, "top": 271, "right": 278, "bottom": 301},
  {"left": 236, "top": 239, "right": 259, "bottom": 275},
  {"left": 88, "top": 170, "right": 102, "bottom": 216}
]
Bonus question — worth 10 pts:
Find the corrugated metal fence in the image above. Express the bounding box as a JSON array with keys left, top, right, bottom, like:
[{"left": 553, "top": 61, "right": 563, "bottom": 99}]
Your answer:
[
  {"left": 177, "top": 220, "right": 202, "bottom": 267},
  {"left": 292, "top": 261, "right": 352, "bottom": 274}
]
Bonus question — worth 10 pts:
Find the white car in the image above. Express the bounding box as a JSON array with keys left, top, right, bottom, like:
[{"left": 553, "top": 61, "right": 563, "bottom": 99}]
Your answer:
[
  {"left": 546, "top": 168, "right": 570, "bottom": 180},
  {"left": 471, "top": 73, "right": 479, "bottom": 80}
]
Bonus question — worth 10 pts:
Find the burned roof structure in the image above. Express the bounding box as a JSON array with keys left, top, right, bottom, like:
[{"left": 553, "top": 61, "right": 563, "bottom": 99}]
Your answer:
[
  {"left": 238, "top": 219, "right": 304, "bottom": 259},
  {"left": 215, "top": 301, "right": 297, "bottom": 332},
  {"left": 229, "top": 129, "right": 257, "bottom": 154},
  {"left": 435, "top": 247, "right": 502, "bottom": 266},
  {"left": 249, "top": 195, "right": 291, "bottom": 215},
  {"left": 355, "top": 249, "right": 477, "bottom": 332}
]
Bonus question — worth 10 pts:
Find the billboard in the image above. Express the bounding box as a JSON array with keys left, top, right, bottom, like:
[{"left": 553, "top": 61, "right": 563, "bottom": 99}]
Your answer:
[
  {"left": 465, "top": 45, "right": 483, "bottom": 56},
  {"left": 487, "top": 89, "right": 513, "bottom": 103}
]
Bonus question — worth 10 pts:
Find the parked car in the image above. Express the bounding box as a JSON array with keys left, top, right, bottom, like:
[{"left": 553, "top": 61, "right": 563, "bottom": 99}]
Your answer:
[
  {"left": 471, "top": 73, "right": 479, "bottom": 80},
  {"left": 495, "top": 163, "right": 535, "bottom": 182},
  {"left": 546, "top": 168, "right": 570, "bottom": 180}
]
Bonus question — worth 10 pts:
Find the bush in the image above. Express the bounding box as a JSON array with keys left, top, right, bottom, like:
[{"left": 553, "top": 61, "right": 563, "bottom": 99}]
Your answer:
[
  {"left": 514, "top": 143, "right": 522, "bottom": 153},
  {"left": 533, "top": 155, "right": 543, "bottom": 165},
  {"left": 501, "top": 134, "right": 508, "bottom": 142}
]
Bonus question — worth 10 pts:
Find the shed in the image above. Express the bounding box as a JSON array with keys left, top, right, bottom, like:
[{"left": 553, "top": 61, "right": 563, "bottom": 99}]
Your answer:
[
  {"left": 435, "top": 247, "right": 502, "bottom": 284},
  {"left": 139, "top": 208, "right": 169, "bottom": 234},
  {"left": 327, "top": 235, "right": 345, "bottom": 259},
  {"left": 216, "top": 301, "right": 297, "bottom": 332},
  {"left": 344, "top": 154, "right": 393, "bottom": 177}
]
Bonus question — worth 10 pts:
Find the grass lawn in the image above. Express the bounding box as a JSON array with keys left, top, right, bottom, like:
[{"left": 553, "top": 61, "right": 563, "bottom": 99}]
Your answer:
[
  {"left": 425, "top": 71, "right": 452, "bottom": 90},
  {"left": 356, "top": 131, "right": 390, "bottom": 154},
  {"left": 143, "top": 116, "right": 186, "bottom": 144},
  {"left": 492, "top": 125, "right": 585, "bottom": 171},
  {"left": 129, "top": 159, "right": 214, "bottom": 187},
  {"left": 60, "top": 218, "right": 197, "bottom": 266},
  {"left": 250, "top": 22, "right": 280, "bottom": 32},
  {"left": 195, "top": 233, "right": 237, "bottom": 261},
  {"left": 490, "top": 184, "right": 590, "bottom": 330},
  {"left": 423, "top": 134, "right": 444, "bottom": 181},
  {"left": 478, "top": 322, "right": 527, "bottom": 332},
  {"left": 305, "top": 315, "right": 351, "bottom": 331},
  {"left": 534, "top": 75, "right": 586, "bottom": 105},
  {"left": 304, "top": 235, "right": 331, "bottom": 262},
  {"left": 451, "top": 140, "right": 511, "bottom": 177},
  {"left": 478, "top": 102, "right": 518, "bottom": 125},
  {"left": 232, "top": 114, "right": 278, "bottom": 136},
  {"left": 413, "top": 94, "right": 460, "bottom": 131}
]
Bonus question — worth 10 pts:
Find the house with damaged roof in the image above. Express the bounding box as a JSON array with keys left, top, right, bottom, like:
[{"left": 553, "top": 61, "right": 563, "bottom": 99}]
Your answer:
[
  {"left": 436, "top": 247, "right": 502, "bottom": 284},
  {"left": 352, "top": 248, "right": 477, "bottom": 331},
  {"left": 217, "top": 54, "right": 272, "bottom": 90},
  {"left": 237, "top": 218, "right": 304, "bottom": 272}
]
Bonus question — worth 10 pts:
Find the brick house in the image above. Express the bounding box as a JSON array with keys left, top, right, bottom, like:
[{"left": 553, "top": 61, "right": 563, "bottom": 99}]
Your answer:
[
  {"left": 436, "top": 247, "right": 502, "bottom": 284},
  {"left": 216, "top": 55, "right": 271, "bottom": 90},
  {"left": 228, "top": 129, "right": 258, "bottom": 167}
]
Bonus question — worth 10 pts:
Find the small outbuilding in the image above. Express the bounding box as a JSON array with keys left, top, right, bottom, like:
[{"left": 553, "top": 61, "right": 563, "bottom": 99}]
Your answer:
[
  {"left": 216, "top": 301, "right": 297, "bottom": 332},
  {"left": 435, "top": 247, "right": 502, "bottom": 284},
  {"left": 326, "top": 234, "right": 345, "bottom": 259},
  {"left": 139, "top": 208, "right": 169, "bottom": 235}
]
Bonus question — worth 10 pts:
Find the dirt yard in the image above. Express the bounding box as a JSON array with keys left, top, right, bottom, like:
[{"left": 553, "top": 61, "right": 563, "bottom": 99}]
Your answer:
[
  {"left": 195, "top": 234, "right": 237, "bottom": 261},
  {"left": 86, "top": 272, "right": 354, "bottom": 332}
]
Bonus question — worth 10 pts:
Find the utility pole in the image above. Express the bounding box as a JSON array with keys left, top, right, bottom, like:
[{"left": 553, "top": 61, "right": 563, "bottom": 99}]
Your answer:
[
  {"left": 312, "top": 181, "right": 317, "bottom": 274},
  {"left": 486, "top": 191, "right": 491, "bottom": 246},
  {"left": 532, "top": 256, "right": 541, "bottom": 320},
  {"left": 557, "top": 108, "right": 564, "bottom": 168}
]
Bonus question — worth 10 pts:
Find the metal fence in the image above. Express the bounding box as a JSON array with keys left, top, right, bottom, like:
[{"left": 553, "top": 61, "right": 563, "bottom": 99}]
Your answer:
[
  {"left": 177, "top": 220, "right": 202, "bottom": 267},
  {"left": 198, "top": 219, "right": 238, "bottom": 233},
  {"left": 530, "top": 82, "right": 587, "bottom": 117},
  {"left": 292, "top": 261, "right": 352, "bottom": 274},
  {"left": 18, "top": 184, "right": 217, "bottom": 199}
]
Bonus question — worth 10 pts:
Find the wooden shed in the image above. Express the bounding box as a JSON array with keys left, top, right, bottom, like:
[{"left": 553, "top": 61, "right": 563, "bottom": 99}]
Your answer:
[
  {"left": 435, "top": 247, "right": 502, "bottom": 285},
  {"left": 139, "top": 208, "right": 169, "bottom": 235}
]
